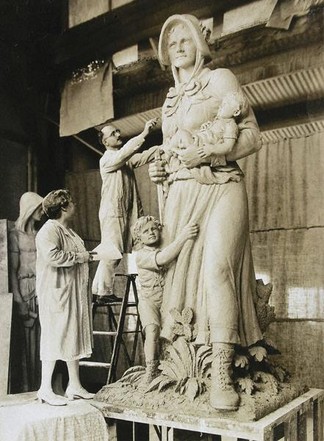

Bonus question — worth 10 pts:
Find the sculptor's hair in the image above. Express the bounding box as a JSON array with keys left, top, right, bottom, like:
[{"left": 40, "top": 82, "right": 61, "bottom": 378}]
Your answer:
[
  {"left": 98, "top": 125, "right": 120, "bottom": 146},
  {"left": 132, "top": 215, "right": 162, "bottom": 249},
  {"left": 42, "top": 189, "right": 72, "bottom": 219}
]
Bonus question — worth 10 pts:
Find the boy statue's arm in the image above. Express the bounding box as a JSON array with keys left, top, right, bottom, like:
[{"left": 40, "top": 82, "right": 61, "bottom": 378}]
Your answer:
[{"left": 156, "top": 223, "right": 199, "bottom": 267}]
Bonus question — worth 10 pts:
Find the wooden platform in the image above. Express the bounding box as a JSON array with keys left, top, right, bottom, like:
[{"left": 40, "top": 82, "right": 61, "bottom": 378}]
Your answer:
[{"left": 94, "top": 388, "right": 324, "bottom": 441}]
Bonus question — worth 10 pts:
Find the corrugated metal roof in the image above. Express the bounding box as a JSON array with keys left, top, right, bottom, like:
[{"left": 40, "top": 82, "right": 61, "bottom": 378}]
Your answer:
[
  {"left": 112, "top": 108, "right": 162, "bottom": 138},
  {"left": 109, "top": 67, "right": 324, "bottom": 141},
  {"left": 242, "top": 67, "right": 324, "bottom": 110},
  {"left": 261, "top": 120, "right": 324, "bottom": 143}
]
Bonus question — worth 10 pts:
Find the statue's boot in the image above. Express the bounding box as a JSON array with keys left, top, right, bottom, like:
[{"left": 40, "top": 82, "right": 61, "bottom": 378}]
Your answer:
[
  {"left": 143, "top": 360, "right": 160, "bottom": 385},
  {"left": 210, "top": 343, "right": 239, "bottom": 411}
]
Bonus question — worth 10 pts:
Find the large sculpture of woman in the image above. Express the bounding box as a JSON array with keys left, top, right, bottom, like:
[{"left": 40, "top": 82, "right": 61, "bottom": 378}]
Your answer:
[{"left": 149, "top": 14, "right": 264, "bottom": 411}]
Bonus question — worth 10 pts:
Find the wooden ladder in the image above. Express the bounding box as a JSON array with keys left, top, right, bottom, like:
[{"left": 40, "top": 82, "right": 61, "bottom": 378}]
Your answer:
[{"left": 80, "top": 273, "right": 143, "bottom": 385}]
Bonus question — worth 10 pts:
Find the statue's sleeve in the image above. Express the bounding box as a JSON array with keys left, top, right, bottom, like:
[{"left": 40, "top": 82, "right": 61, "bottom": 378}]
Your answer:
[{"left": 136, "top": 248, "right": 160, "bottom": 271}]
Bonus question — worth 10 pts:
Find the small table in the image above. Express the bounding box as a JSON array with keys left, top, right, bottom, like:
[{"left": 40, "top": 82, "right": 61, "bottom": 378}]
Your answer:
[{"left": 95, "top": 388, "right": 324, "bottom": 441}]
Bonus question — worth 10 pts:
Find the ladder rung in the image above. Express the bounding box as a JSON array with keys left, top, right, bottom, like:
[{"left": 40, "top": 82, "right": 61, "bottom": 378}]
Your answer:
[
  {"left": 88, "top": 271, "right": 141, "bottom": 384},
  {"left": 93, "top": 302, "right": 137, "bottom": 310},
  {"left": 93, "top": 301, "right": 122, "bottom": 307},
  {"left": 122, "top": 330, "right": 142, "bottom": 334},
  {"left": 80, "top": 361, "right": 111, "bottom": 369},
  {"left": 115, "top": 273, "right": 138, "bottom": 277},
  {"left": 93, "top": 331, "right": 117, "bottom": 336}
]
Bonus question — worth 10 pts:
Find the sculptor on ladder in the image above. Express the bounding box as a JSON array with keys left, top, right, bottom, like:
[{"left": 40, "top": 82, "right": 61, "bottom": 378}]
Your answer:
[{"left": 92, "top": 118, "right": 157, "bottom": 304}]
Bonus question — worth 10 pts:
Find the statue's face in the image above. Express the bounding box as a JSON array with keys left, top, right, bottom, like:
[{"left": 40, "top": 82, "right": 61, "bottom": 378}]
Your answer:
[
  {"left": 139, "top": 221, "right": 160, "bottom": 246},
  {"left": 167, "top": 24, "right": 197, "bottom": 70}
]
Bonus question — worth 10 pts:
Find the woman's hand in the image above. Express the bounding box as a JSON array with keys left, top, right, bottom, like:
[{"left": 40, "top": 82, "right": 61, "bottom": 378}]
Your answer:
[
  {"left": 177, "top": 145, "right": 205, "bottom": 168},
  {"left": 75, "top": 252, "right": 90, "bottom": 264},
  {"left": 148, "top": 160, "right": 167, "bottom": 183}
]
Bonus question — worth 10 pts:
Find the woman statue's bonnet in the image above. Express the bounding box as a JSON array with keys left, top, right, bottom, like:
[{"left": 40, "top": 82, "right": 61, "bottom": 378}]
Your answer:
[{"left": 158, "top": 14, "right": 212, "bottom": 66}]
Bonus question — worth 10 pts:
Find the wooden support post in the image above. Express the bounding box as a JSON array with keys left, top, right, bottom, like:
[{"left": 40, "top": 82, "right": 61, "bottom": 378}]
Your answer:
[
  {"left": 285, "top": 415, "right": 298, "bottom": 441},
  {"left": 106, "top": 419, "right": 117, "bottom": 441},
  {"left": 263, "top": 427, "right": 274, "bottom": 441},
  {"left": 161, "top": 426, "right": 174, "bottom": 441},
  {"left": 313, "top": 397, "right": 324, "bottom": 441},
  {"left": 297, "top": 411, "right": 307, "bottom": 441},
  {"left": 149, "top": 425, "right": 161, "bottom": 441}
]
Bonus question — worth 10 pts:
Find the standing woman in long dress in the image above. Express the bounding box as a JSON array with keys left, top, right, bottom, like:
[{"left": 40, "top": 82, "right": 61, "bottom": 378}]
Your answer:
[
  {"left": 36, "top": 189, "right": 94, "bottom": 405},
  {"left": 150, "top": 14, "right": 264, "bottom": 411}
]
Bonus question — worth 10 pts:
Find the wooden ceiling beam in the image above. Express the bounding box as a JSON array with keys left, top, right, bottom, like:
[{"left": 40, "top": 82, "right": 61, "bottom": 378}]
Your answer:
[
  {"left": 111, "top": 9, "right": 323, "bottom": 92},
  {"left": 53, "top": 0, "right": 252, "bottom": 73}
]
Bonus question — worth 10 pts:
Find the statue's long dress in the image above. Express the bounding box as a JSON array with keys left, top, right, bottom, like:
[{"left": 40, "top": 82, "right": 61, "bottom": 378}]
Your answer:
[
  {"left": 8, "top": 229, "right": 40, "bottom": 391},
  {"left": 160, "top": 66, "right": 263, "bottom": 347}
]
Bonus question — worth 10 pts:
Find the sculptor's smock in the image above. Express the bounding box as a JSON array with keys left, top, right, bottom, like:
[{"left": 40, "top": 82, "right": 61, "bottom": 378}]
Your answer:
[
  {"left": 160, "top": 67, "right": 263, "bottom": 347},
  {"left": 98, "top": 134, "right": 147, "bottom": 253},
  {"left": 36, "top": 220, "right": 92, "bottom": 361}
]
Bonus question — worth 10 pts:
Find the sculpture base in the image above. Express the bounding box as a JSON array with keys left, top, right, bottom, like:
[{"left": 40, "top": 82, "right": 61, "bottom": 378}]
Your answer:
[
  {"left": 92, "top": 389, "right": 324, "bottom": 440},
  {"left": 94, "top": 376, "right": 305, "bottom": 422}
]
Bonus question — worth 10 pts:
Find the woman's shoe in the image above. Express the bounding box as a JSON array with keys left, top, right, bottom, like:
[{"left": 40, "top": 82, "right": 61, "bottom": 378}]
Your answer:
[
  {"left": 37, "top": 390, "right": 68, "bottom": 406},
  {"left": 65, "top": 385, "right": 95, "bottom": 400}
]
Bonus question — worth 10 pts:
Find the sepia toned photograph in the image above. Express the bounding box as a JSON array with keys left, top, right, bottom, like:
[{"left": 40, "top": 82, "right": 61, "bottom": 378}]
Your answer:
[{"left": 0, "top": 1, "right": 323, "bottom": 440}]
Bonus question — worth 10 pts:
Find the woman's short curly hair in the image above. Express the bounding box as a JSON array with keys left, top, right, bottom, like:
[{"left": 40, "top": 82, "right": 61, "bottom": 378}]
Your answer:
[
  {"left": 42, "top": 189, "right": 72, "bottom": 219},
  {"left": 132, "top": 215, "right": 162, "bottom": 250}
]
